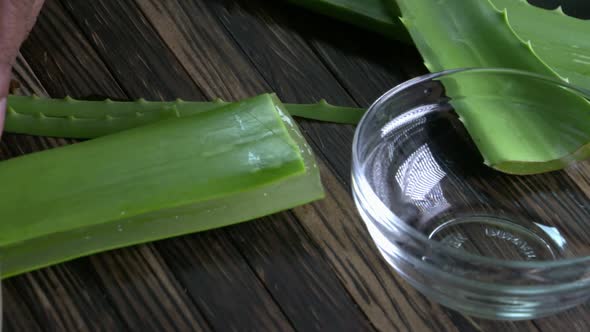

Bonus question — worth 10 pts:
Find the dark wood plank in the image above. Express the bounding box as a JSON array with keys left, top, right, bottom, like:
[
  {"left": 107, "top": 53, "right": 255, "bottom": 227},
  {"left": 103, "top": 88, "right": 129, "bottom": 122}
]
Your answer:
[
  {"left": 135, "top": 0, "right": 268, "bottom": 100},
  {"left": 306, "top": 24, "right": 425, "bottom": 107},
  {"left": 59, "top": 0, "right": 203, "bottom": 101},
  {"left": 207, "top": 1, "right": 356, "bottom": 106},
  {"left": 3, "top": 280, "right": 44, "bottom": 332},
  {"left": 227, "top": 214, "right": 375, "bottom": 331},
  {"left": 269, "top": 2, "right": 425, "bottom": 107},
  {"left": 530, "top": 304, "right": 590, "bottom": 332},
  {"left": 4, "top": 266, "right": 127, "bottom": 331},
  {"left": 12, "top": 53, "right": 48, "bottom": 97},
  {"left": 89, "top": 246, "right": 212, "bottom": 331},
  {"left": 155, "top": 231, "right": 295, "bottom": 331},
  {"left": 21, "top": 0, "right": 125, "bottom": 99},
  {"left": 455, "top": 313, "right": 539, "bottom": 332}
]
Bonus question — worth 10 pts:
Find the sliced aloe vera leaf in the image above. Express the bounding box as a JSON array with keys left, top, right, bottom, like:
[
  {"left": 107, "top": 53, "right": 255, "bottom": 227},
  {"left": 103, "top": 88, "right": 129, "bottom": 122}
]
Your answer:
[
  {"left": 490, "top": 0, "right": 590, "bottom": 88},
  {"left": 395, "top": 0, "right": 590, "bottom": 174},
  {"left": 0, "top": 94, "right": 324, "bottom": 278},
  {"left": 285, "top": 0, "right": 410, "bottom": 43},
  {"left": 5, "top": 95, "right": 365, "bottom": 138}
]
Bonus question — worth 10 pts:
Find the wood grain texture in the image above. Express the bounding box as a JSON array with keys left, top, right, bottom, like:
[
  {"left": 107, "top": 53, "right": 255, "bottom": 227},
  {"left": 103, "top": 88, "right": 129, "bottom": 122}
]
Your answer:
[
  {"left": 226, "top": 213, "right": 375, "bottom": 331},
  {"left": 4, "top": 0, "right": 590, "bottom": 331},
  {"left": 88, "top": 246, "right": 212, "bottom": 332},
  {"left": 135, "top": 0, "right": 268, "bottom": 100},
  {"left": 21, "top": 0, "right": 125, "bottom": 99},
  {"left": 155, "top": 232, "right": 295, "bottom": 331},
  {"left": 4, "top": 265, "right": 126, "bottom": 331},
  {"left": 60, "top": 0, "right": 203, "bottom": 101}
]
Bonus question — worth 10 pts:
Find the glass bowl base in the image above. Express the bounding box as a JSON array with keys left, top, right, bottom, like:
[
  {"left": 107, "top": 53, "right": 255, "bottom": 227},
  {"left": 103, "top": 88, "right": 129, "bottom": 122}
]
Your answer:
[{"left": 427, "top": 216, "right": 563, "bottom": 261}]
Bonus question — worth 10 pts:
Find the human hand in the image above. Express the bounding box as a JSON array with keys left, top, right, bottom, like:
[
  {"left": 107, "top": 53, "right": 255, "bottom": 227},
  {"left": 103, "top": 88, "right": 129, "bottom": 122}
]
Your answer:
[{"left": 0, "top": 0, "right": 45, "bottom": 136}]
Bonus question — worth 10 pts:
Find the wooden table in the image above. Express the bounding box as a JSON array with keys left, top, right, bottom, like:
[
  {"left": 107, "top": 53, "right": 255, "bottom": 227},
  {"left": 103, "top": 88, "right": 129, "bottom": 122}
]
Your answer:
[{"left": 3, "top": 1, "right": 588, "bottom": 331}]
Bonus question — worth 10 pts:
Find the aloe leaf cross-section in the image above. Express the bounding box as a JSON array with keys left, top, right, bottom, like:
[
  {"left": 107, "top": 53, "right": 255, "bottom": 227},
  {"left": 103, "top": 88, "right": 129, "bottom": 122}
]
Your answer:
[{"left": 0, "top": 94, "right": 324, "bottom": 278}]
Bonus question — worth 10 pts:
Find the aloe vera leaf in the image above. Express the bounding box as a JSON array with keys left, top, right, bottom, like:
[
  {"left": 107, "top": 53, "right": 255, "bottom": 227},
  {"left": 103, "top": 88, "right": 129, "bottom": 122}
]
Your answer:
[
  {"left": 490, "top": 0, "right": 590, "bottom": 88},
  {"left": 395, "top": 0, "right": 590, "bottom": 174},
  {"left": 0, "top": 93, "right": 324, "bottom": 278},
  {"left": 283, "top": 99, "right": 363, "bottom": 124},
  {"left": 5, "top": 95, "right": 365, "bottom": 138},
  {"left": 286, "top": 0, "right": 410, "bottom": 43}
]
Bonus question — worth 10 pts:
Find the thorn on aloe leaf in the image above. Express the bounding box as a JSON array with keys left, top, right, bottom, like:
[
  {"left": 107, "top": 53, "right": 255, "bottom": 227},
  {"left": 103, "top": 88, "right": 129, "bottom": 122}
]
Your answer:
[{"left": 553, "top": 6, "right": 566, "bottom": 16}]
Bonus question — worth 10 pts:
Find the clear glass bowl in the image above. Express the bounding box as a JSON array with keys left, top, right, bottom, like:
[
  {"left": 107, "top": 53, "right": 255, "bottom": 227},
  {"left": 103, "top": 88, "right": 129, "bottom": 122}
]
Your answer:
[{"left": 352, "top": 68, "right": 590, "bottom": 320}]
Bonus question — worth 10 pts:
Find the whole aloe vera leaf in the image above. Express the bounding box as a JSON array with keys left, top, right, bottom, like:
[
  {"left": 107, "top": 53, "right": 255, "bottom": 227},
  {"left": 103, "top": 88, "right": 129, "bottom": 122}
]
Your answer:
[
  {"left": 490, "top": 0, "right": 590, "bottom": 89},
  {"left": 0, "top": 93, "right": 324, "bottom": 278},
  {"left": 395, "top": 0, "right": 590, "bottom": 174},
  {"left": 286, "top": 0, "right": 410, "bottom": 43},
  {"left": 5, "top": 95, "right": 364, "bottom": 138}
]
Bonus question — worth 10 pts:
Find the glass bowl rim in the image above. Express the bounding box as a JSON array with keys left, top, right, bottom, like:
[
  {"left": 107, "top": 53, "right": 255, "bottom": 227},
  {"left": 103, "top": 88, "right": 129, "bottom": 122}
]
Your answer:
[{"left": 351, "top": 67, "right": 590, "bottom": 269}]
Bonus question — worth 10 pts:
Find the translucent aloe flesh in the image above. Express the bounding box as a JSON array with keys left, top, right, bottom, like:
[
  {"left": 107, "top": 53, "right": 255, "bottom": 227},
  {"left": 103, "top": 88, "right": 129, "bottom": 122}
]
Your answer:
[
  {"left": 286, "top": 0, "right": 410, "bottom": 43},
  {"left": 5, "top": 95, "right": 365, "bottom": 138},
  {"left": 0, "top": 94, "right": 324, "bottom": 278},
  {"left": 395, "top": 0, "right": 590, "bottom": 174}
]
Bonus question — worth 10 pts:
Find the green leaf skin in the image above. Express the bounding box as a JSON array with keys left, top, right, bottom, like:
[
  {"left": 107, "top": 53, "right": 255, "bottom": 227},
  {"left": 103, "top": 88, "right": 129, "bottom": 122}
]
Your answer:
[
  {"left": 286, "top": 0, "right": 410, "bottom": 43},
  {"left": 490, "top": 0, "right": 590, "bottom": 89},
  {"left": 285, "top": 99, "right": 364, "bottom": 124},
  {"left": 0, "top": 94, "right": 324, "bottom": 278},
  {"left": 395, "top": 0, "right": 590, "bottom": 174},
  {"left": 5, "top": 95, "right": 365, "bottom": 138}
]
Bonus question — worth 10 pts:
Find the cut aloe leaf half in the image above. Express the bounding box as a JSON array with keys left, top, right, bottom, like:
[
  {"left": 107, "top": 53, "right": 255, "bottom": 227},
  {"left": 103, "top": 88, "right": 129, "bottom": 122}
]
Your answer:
[{"left": 0, "top": 94, "right": 324, "bottom": 278}]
